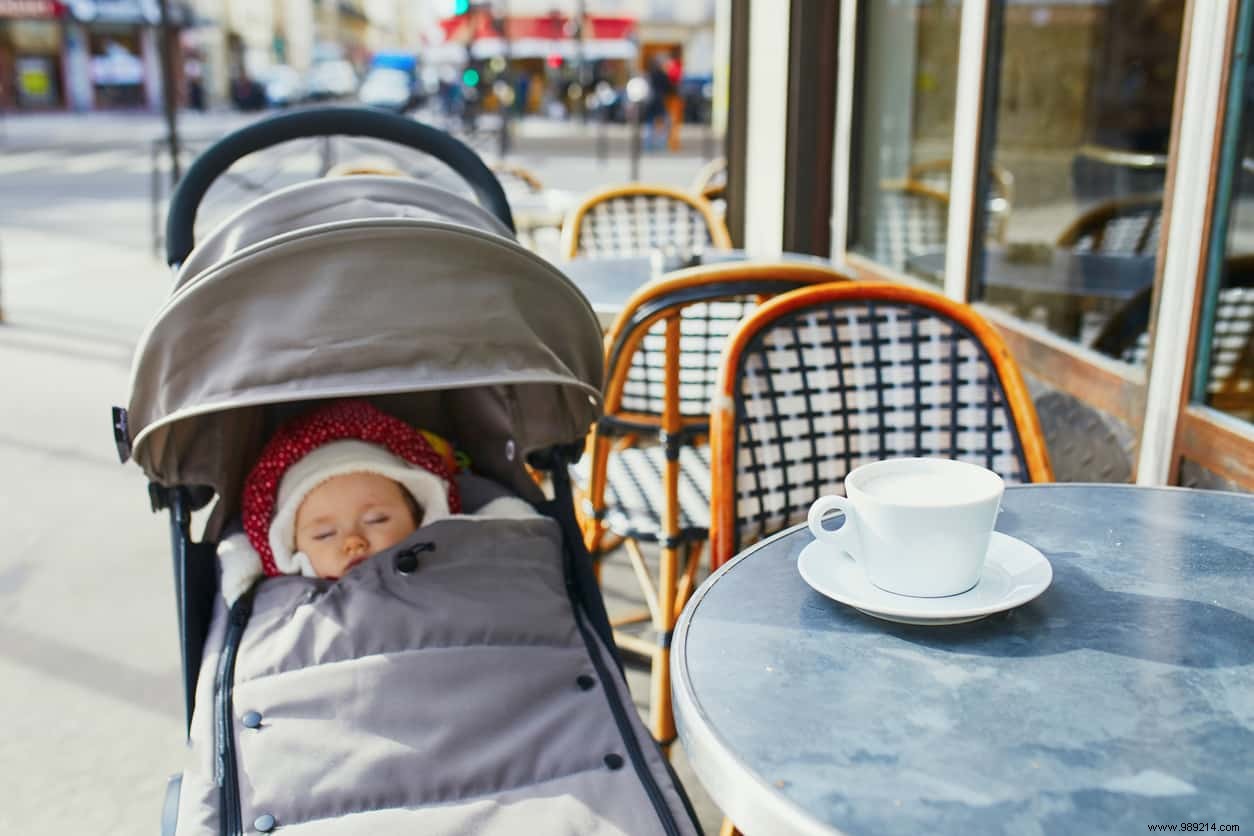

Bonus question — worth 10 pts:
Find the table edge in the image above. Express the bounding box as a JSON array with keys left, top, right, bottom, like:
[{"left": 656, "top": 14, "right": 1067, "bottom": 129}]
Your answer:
[
  {"left": 672, "top": 524, "right": 843, "bottom": 836},
  {"left": 670, "top": 483, "right": 1253, "bottom": 834}
]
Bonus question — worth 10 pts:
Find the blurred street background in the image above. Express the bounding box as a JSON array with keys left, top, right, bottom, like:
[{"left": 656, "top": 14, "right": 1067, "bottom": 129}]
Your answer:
[{"left": 6, "top": 0, "right": 1245, "bottom": 831}]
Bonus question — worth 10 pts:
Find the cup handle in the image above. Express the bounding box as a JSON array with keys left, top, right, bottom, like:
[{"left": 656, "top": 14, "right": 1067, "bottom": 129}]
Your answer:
[{"left": 807, "top": 495, "right": 857, "bottom": 560}]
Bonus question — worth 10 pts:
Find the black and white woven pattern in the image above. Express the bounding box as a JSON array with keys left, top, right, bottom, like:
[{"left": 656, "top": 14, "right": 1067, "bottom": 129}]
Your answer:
[
  {"left": 1119, "top": 287, "right": 1253, "bottom": 395},
  {"left": 620, "top": 298, "right": 759, "bottom": 416},
  {"left": 575, "top": 445, "right": 712, "bottom": 542},
  {"left": 1071, "top": 205, "right": 1162, "bottom": 255},
  {"left": 1210, "top": 288, "right": 1254, "bottom": 397},
  {"left": 871, "top": 188, "right": 948, "bottom": 273},
  {"left": 575, "top": 193, "right": 717, "bottom": 258},
  {"left": 729, "top": 300, "right": 1030, "bottom": 550}
]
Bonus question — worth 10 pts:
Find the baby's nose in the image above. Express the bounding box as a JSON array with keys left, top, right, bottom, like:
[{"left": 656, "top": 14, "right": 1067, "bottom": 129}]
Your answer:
[{"left": 343, "top": 534, "right": 368, "bottom": 556}]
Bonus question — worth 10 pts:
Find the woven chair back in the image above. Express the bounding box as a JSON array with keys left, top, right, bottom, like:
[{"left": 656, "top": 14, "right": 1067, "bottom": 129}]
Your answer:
[
  {"left": 711, "top": 282, "right": 1051, "bottom": 564},
  {"left": 870, "top": 182, "right": 949, "bottom": 272},
  {"left": 604, "top": 264, "right": 853, "bottom": 425},
  {"left": 562, "top": 185, "right": 731, "bottom": 259},
  {"left": 1057, "top": 195, "right": 1163, "bottom": 256}
]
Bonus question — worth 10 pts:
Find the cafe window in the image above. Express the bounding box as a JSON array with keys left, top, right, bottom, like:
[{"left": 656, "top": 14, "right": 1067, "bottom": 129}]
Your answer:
[
  {"left": 1196, "top": 12, "right": 1254, "bottom": 426},
  {"left": 846, "top": 0, "right": 963, "bottom": 283},
  {"left": 971, "top": 0, "right": 1185, "bottom": 354}
]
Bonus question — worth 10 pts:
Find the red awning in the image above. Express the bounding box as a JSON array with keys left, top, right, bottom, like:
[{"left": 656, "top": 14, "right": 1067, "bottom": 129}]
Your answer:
[
  {"left": 0, "top": 0, "right": 62, "bottom": 19},
  {"left": 437, "top": 11, "right": 635, "bottom": 46}
]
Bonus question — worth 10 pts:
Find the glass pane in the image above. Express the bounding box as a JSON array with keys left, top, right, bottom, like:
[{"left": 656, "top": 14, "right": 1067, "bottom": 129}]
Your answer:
[
  {"left": 1202, "top": 13, "right": 1254, "bottom": 424},
  {"left": 847, "top": 0, "right": 964, "bottom": 283},
  {"left": 973, "top": 1, "right": 1185, "bottom": 356}
]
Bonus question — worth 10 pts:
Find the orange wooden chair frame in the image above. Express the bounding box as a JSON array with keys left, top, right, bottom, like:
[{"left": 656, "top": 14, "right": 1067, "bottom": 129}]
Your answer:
[
  {"left": 689, "top": 156, "right": 728, "bottom": 203},
  {"left": 581, "top": 261, "right": 854, "bottom": 749},
  {"left": 1055, "top": 193, "right": 1164, "bottom": 254}
]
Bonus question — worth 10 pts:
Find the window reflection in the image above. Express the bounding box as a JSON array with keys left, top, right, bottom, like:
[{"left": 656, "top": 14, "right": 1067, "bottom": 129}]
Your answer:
[
  {"left": 1202, "top": 40, "right": 1254, "bottom": 422},
  {"left": 848, "top": 0, "right": 963, "bottom": 282},
  {"left": 973, "top": 0, "right": 1184, "bottom": 352}
]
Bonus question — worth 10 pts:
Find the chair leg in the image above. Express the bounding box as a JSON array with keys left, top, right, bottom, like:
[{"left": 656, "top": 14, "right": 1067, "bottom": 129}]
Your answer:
[
  {"left": 610, "top": 608, "right": 652, "bottom": 629},
  {"left": 649, "top": 637, "right": 675, "bottom": 752},
  {"left": 673, "top": 540, "right": 704, "bottom": 614},
  {"left": 624, "top": 538, "right": 662, "bottom": 625},
  {"left": 649, "top": 539, "right": 680, "bottom": 751}
]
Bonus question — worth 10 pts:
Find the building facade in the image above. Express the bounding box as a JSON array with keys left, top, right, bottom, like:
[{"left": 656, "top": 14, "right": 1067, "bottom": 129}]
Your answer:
[{"left": 1, "top": 0, "right": 190, "bottom": 111}]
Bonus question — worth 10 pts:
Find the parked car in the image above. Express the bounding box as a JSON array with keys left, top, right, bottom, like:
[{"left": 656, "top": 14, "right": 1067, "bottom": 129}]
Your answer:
[
  {"left": 358, "top": 67, "right": 415, "bottom": 113},
  {"left": 264, "top": 65, "right": 306, "bottom": 108},
  {"left": 307, "top": 60, "right": 358, "bottom": 100}
]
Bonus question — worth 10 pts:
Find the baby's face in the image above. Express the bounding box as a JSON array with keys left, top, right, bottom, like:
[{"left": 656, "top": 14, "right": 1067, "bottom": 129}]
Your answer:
[{"left": 294, "top": 472, "right": 419, "bottom": 579}]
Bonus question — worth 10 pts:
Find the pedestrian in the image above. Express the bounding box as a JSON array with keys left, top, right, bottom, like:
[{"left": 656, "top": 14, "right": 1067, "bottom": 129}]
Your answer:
[
  {"left": 644, "top": 57, "right": 673, "bottom": 150},
  {"left": 664, "top": 51, "right": 684, "bottom": 151},
  {"left": 185, "top": 56, "right": 205, "bottom": 111}
]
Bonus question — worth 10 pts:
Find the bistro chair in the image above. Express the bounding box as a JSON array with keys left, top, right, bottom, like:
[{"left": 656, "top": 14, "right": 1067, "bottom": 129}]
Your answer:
[
  {"left": 907, "top": 158, "right": 1015, "bottom": 243},
  {"left": 490, "top": 161, "right": 545, "bottom": 194},
  {"left": 689, "top": 156, "right": 728, "bottom": 216},
  {"left": 575, "top": 261, "right": 853, "bottom": 749},
  {"left": 871, "top": 180, "right": 950, "bottom": 274},
  {"left": 1056, "top": 193, "right": 1163, "bottom": 255},
  {"left": 560, "top": 183, "right": 732, "bottom": 260},
  {"left": 708, "top": 281, "right": 1053, "bottom": 570},
  {"left": 1090, "top": 256, "right": 1254, "bottom": 420}
]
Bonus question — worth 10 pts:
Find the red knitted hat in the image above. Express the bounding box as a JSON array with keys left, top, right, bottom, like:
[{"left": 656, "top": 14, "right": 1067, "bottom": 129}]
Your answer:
[{"left": 242, "top": 399, "right": 461, "bottom": 577}]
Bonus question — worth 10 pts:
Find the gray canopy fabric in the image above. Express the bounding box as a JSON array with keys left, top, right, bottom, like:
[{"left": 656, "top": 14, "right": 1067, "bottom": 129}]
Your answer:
[
  {"left": 174, "top": 175, "right": 513, "bottom": 285},
  {"left": 127, "top": 208, "right": 603, "bottom": 523}
]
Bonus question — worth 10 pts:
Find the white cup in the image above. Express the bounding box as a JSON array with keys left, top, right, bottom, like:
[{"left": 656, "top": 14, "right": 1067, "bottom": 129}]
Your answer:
[{"left": 806, "top": 458, "right": 1005, "bottom": 598}]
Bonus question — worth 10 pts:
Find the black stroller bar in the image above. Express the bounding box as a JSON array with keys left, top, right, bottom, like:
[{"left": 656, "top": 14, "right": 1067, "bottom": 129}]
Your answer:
[
  {"left": 164, "top": 106, "right": 516, "bottom": 267},
  {"left": 154, "top": 485, "right": 219, "bottom": 732}
]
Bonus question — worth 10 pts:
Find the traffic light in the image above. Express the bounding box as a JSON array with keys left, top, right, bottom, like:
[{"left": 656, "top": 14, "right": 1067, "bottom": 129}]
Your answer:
[
  {"left": 454, "top": 0, "right": 470, "bottom": 14},
  {"left": 462, "top": 68, "right": 480, "bottom": 87}
]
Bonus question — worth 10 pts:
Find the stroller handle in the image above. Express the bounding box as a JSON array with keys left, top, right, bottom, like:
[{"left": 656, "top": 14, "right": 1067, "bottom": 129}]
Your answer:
[{"left": 165, "top": 106, "right": 516, "bottom": 267}]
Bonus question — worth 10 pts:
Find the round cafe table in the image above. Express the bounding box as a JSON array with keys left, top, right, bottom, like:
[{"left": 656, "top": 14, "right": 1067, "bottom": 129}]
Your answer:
[{"left": 672, "top": 484, "right": 1254, "bottom": 836}]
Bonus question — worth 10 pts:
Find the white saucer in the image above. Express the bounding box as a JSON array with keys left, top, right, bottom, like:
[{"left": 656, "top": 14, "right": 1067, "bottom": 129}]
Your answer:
[{"left": 797, "top": 532, "right": 1053, "bottom": 626}]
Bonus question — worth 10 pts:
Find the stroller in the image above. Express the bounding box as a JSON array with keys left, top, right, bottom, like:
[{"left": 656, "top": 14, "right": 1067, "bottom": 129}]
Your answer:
[{"left": 116, "top": 107, "right": 703, "bottom": 835}]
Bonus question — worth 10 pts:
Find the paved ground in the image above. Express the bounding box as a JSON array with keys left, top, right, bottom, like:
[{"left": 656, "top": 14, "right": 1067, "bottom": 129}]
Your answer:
[{"left": 0, "top": 108, "right": 724, "bottom": 834}]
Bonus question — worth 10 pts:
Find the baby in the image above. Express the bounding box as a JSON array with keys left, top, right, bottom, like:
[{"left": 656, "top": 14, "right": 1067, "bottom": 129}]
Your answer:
[
  {"left": 294, "top": 470, "right": 420, "bottom": 580},
  {"left": 218, "top": 399, "right": 478, "bottom": 602}
]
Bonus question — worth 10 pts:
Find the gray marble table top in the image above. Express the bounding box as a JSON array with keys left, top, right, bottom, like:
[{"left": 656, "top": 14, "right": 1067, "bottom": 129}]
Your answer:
[{"left": 672, "top": 484, "right": 1254, "bottom": 836}]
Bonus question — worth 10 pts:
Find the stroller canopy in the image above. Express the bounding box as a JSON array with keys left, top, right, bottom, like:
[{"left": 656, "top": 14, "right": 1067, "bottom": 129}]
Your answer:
[
  {"left": 174, "top": 175, "right": 513, "bottom": 285},
  {"left": 126, "top": 178, "right": 603, "bottom": 517}
]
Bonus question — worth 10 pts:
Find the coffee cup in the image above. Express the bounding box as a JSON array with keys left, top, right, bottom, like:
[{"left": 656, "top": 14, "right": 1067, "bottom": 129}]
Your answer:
[{"left": 805, "top": 458, "right": 1004, "bottom": 598}]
